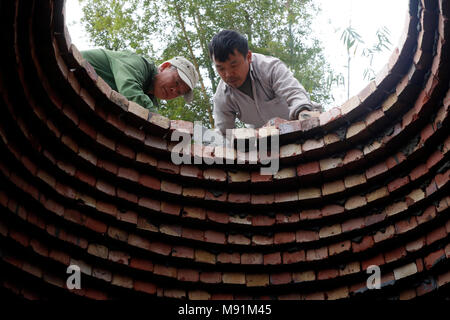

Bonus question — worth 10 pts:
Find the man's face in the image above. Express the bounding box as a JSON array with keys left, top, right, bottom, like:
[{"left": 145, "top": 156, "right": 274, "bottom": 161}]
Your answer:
[
  {"left": 213, "top": 49, "right": 251, "bottom": 88},
  {"left": 153, "top": 64, "right": 190, "bottom": 100}
]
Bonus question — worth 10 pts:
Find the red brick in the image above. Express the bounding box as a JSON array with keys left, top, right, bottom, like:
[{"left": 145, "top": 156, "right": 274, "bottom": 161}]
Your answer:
[
  {"left": 345, "top": 195, "right": 367, "bottom": 210},
  {"left": 241, "top": 253, "right": 263, "bottom": 265},
  {"left": 157, "top": 160, "right": 180, "bottom": 175},
  {"left": 329, "top": 240, "right": 351, "bottom": 256},
  {"left": 204, "top": 230, "right": 226, "bottom": 244},
  {"left": 134, "top": 281, "right": 156, "bottom": 295},
  {"left": 426, "top": 180, "right": 438, "bottom": 196},
  {"left": 302, "top": 138, "right": 325, "bottom": 152},
  {"left": 300, "top": 209, "right": 322, "bottom": 220},
  {"left": 149, "top": 241, "right": 172, "bottom": 256},
  {"left": 406, "top": 237, "right": 426, "bottom": 253},
  {"left": 116, "top": 143, "right": 135, "bottom": 159},
  {"left": 275, "top": 191, "right": 298, "bottom": 203},
  {"left": 322, "top": 180, "right": 345, "bottom": 195},
  {"left": 276, "top": 213, "right": 300, "bottom": 224},
  {"left": 342, "top": 217, "right": 365, "bottom": 233},
  {"left": 159, "top": 224, "right": 182, "bottom": 237},
  {"left": 161, "top": 180, "right": 182, "bottom": 195},
  {"left": 128, "top": 234, "right": 151, "bottom": 251},
  {"left": 341, "top": 95, "right": 361, "bottom": 115},
  {"left": 317, "top": 268, "right": 339, "bottom": 280},
  {"left": 181, "top": 227, "right": 204, "bottom": 241},
  {"left": 343, "top": 149, "right": 364, "bottom": 165},
  {"left": 270, "top": 272, "right": 292, "bottom": 285},
  {"left": 138, "top": 175, "right": 160, "bottom": 190},
  {"left": 306, "top": 247, "right": 328, "bottom": 261},
  {"left": 352, "top": 236, "right": 374, "bottom": 253},
  {"left": 320, "top": 157, "right": 343, "bottom": 172},
  {"left": 172, "top": 246, "right": 194, "bottom": 259},
  {"left": 228, "top": 234, "right": 251, "bottom": 245},
  {"left": 251, "top": 193, "right": 274, "bottom": 205},
  {"left": 319, "top": 224, "right": 342, "bottom": 238},
  {"left": 424, "top": 249, "right": 446, "bottom": 270},
  {"left": 374, "top": 225, "right": 396, "bottom": 243},
  {"left": 388, "top": 176, "right": 410, "bottom": 193},
  {"left": 200, "top": 272, "right": 222, "bottom": 284},
  {"left": 362, "top": 253, "right": 385, "bottom": 271},
  {"left": 117, "top": 210, "right": 138, "bottom": 225},
  {"left": 347, "top": 121, "right": 366, "bottom": 139},
  {"left": 138, "top": 197, "right": 160, "bottom": 212},
  {"left": 274, "top": 232, "right": 295, "bottom": 244},
  {"left": 395, "top": 217, "right": 418, "bottom": 234},
  {"left": 182, "top": 206, "right": 206, "bottom": 220},
  {"left": 96, "top": 180, "right": 116, "bottom": 196},
  {"left": 228, "top": 193, "right": 250, "bottom": 204},
  {"left": 85, "top": 217, "right": 107, "bottom": 233},
  {"left": 384, "top": 155, "right": 399, "bottom": 169},
  {"left": 251, "top": 171, "right": 273, "bottom": 183},
  {"left": 426, "top": 150, "right": 444, "bottom": 170},
  {"left": 435, "top": 170, "right": 450, "bottom": 189},
  {"left": 409, "top": 164, "right": 428, "bottom": 181},
  {"left": 417, "top": 206, "right": 436, "bottom": 225},
  {"left": 30, "top": 239, "right": 49, "bottom": 257},
  {"left": 282, "top": 250, "right": 305, "bottom": 264},
  {"left": 160, "top": 202, "right": 181, "bottom": 216},
  {"left": 49, "top": 249, "right": 70, "bottom": 265},
  {"left": 183, "top": 187, "right": 206, "bottom": 199},
  {"left": 263, "top": 252, "right": 281, "bottom": 265},
  {"left": 296, "top": 230, "right": 319, "bottom": 242},
  {"left": 63, "top": 208, "right": 84, "bottom": 225},
  {"left": 366, "top": 187, "right": 389, "bottom": 202},
  {"left": 154, "top": 264, "right": 177, "bottom": 278},
  {"left": 321, "top": 204, "right": 344, "bottom": 217},
  {"left": 217, "top": 252, "right": 240, "bottom": 264},
  {"left": 252, "top": 234, "right": 273, "bottom": 245},
  {"left": 426, "top": 226, "right": 447, "bottom": 245},
  {"left": 177, "top": 269, "right": 199, "bottom": 282},
  {"left": 206, "top": 210, "right": 229, "bottom": 224},
  {"left": 108, "top": 250, "right": 130, "bottom": 265},
  {"left": 252, "top": 215, "right": 276, "bottom": 226},
  {"left": 384, "top": 246, "right": 407, "bottom": 263},
  {"left": 296, "top": 161, "right": 320, "bottom": 176},
  {"left": 97, "top": 158, "right": 119, "bottom": 175}
]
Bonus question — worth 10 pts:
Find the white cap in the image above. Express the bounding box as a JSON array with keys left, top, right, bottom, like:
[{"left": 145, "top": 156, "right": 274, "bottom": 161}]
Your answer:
[{"left": 166, "top": 56, "right": 199, "bottom": 103}]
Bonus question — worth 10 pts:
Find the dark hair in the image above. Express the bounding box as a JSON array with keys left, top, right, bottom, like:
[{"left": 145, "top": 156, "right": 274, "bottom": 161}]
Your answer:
[{"left": 208, "top": 30, "right": 248, "bottom": 62}]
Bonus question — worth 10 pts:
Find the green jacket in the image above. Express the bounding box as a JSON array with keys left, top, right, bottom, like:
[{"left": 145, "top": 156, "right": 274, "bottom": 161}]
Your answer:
[{"left": 81, "top": 49, "right": 158, "bottom": 112}]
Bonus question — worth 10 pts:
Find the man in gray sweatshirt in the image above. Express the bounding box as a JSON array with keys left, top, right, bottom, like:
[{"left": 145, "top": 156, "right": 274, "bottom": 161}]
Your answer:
[{"left": 209, "top": 30, "right": 320, "bottom": 135}]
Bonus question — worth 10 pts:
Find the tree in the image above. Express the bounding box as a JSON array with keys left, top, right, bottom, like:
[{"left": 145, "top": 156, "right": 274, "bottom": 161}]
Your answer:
[
  {"left": 78, "top": 0, "right": 333, "bottom": 127},
  {"left": 339, "top": 23, "right": 392, "bottom": 99}
]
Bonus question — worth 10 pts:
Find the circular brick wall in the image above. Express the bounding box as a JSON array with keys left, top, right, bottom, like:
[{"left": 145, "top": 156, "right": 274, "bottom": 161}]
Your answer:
[{"left": 0, "top": 0, "right": 449, "bottom": 300}]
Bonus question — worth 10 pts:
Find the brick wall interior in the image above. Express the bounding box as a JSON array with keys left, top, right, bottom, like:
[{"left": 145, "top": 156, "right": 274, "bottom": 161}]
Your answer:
[{"left": 0, "top": 0, "right": 449, "bottom": 300}]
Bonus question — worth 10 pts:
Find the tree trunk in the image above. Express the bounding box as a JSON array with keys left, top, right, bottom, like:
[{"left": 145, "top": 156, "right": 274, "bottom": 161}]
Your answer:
[{"left": 173, "top": 1, "right": 214, "bottom": 128}]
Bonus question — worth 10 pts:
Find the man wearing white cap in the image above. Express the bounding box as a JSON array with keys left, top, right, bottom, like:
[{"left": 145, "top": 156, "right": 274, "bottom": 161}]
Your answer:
[{"left": 81, "top": 49, "right": 199, "bottom": 112}]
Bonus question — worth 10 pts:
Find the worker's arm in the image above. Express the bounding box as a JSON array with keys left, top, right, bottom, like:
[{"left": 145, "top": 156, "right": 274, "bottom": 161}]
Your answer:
[
  {"left": 269, "top": 58, "right": 313, "bottom": 120},
  {"left": 213, "top": 90, "right": 237, "bottom": 135}
]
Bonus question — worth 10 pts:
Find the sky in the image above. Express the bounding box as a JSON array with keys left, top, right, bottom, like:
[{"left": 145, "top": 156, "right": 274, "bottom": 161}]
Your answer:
[{"left": 65, "top": 0, "right": 409, "bottom": 109}]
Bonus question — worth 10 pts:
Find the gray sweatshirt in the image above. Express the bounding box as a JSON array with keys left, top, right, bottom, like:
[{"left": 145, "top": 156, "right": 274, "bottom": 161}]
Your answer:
[{"left": 213, "top": 53, "right": 312, "bottom": 134}]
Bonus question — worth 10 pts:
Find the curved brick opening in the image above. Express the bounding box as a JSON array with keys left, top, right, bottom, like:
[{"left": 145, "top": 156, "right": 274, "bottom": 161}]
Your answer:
[{"left": 0, "top": 0, "right": 449, "bottom": 300}]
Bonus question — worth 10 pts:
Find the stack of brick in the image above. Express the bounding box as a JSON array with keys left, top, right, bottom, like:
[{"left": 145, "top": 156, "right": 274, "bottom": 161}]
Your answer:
[{"left": 0, "top": 0, "right": 448, "bottom": 300}]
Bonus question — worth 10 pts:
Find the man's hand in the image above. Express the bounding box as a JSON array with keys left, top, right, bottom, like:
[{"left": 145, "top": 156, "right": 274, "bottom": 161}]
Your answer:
[{"left": 298, "top": 109, "right": 321, "bottom": 120}]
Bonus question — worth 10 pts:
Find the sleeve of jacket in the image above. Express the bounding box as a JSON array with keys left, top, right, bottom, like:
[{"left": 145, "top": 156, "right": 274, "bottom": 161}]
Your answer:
[
  {"left": 109, "top": 55, "right": 157, "bottom": 112},
  {"left": 213, "top": 88, "right": 236, "bottom": 135},
  {"left": 269, "top": 58, "right": 312, "bottom": 120}
]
